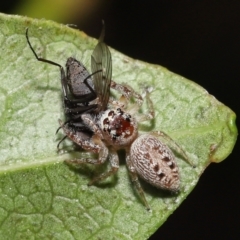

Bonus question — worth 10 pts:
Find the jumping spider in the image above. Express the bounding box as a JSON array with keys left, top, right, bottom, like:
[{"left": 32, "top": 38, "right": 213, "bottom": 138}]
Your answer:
[
  {"left": 26, "top": 24, "right": 194, "bottom": 210},
  {"left": 60, "top": 82, "right": 194, "bottom": 210}
]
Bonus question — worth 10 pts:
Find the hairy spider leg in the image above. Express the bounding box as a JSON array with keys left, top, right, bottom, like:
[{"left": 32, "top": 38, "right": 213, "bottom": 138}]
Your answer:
[
  {"left": 126, "top": 151, "right": 150, "bottom": 210},
  {"left": 150, "top": 131, "right": 195, "bottom": 167},
  {"left": 60, "top": 119, "right": 120, "bottom": 185}
]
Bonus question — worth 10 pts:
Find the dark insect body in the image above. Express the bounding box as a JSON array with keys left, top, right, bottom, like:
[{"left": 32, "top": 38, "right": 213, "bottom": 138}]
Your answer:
[{"left": 26, "top": 24, "right": 111, "bottom": 145}]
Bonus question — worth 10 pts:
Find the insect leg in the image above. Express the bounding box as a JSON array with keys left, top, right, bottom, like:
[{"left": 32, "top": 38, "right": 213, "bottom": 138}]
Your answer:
[
  {"left": 26, "top": 28, "right": 70, "bottom": 108},
  {"left": 57, "top": 135, "right": 68, "bottom": 150}
]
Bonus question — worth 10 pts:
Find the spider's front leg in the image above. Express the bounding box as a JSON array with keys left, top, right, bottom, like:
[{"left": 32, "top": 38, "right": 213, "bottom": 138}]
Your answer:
[
  {"left": 110, "top": 81, "right": 155, "bottom": 122},
  {"left": 88, "top": 149, "right": 119, "bottom": 186},
  {"left": 136, "top": 90, "right": 155, "bottom": 122},
  {"left": 110, "top": 80, "right": 144, "bottom": 107},
  {"left": 59, "top": 119, "right": 120, "bottom": 185},
  {"left": 59, "top": 119, "right": 108, "bottom": 163}
]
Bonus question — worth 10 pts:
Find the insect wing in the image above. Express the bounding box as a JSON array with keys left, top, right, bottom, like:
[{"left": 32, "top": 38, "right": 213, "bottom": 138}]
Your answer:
[{"left": 91, "top": 37, "right": 112, "bottom": 112}]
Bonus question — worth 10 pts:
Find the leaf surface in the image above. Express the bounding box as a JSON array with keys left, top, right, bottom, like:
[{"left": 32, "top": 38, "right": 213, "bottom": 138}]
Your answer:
[{"left": 0, "top": 13, "right": 237, "bottom": 239}]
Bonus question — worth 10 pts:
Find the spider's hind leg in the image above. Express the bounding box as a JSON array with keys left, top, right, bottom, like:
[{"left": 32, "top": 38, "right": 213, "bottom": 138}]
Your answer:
[
  {"left": 150, "top": 131, "right": 195, "bottom": 167},
  {"left": 126, "top": 152, "right": 150, "bottom": 211},
  {"left": 110, "top": 80, "right": 144, "bottom": 107}
]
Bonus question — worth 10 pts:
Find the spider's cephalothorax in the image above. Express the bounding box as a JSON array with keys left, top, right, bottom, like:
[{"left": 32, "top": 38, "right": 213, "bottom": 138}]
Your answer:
[{"left": 98, "top": 108, "right": 138, "bottom": 148}]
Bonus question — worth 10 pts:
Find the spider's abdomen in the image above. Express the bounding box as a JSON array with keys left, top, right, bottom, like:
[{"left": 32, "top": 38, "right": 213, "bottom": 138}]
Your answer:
[
  {"left": 99, "top": 108, "right": 138, "bottom": 148},
  {"left": 130, "top": 134, "right": 180, "bottom": 191}
]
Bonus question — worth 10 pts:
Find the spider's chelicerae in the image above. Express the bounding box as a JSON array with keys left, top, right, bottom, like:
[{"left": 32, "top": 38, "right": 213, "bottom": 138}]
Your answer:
[{"left": 60, "top": 81, "right": 194, "bottom": 210}]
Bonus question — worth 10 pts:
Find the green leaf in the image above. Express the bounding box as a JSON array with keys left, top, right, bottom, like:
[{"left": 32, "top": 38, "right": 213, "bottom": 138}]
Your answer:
[{"left": 0, "top": 13, "right": 237, "bottom": 239}]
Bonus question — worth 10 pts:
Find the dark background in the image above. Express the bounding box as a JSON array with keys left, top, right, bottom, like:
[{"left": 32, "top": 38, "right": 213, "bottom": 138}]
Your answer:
[{"left": 1, "top": 1, "right": 239, "bottom": 239}]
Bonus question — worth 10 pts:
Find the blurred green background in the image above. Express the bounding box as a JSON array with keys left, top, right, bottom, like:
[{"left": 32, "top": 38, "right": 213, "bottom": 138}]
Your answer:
[
  {"left": 0, "top": 1, "right": 240, "bottom": 239},
  {"left": 2, "top": 0, "right": 103, "bottom": 23}
]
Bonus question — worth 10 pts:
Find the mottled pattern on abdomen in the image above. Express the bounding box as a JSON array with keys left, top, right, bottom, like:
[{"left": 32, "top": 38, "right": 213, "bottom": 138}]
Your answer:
[{"left": 130, "top": 134, "right": 180, "bottom": 191}]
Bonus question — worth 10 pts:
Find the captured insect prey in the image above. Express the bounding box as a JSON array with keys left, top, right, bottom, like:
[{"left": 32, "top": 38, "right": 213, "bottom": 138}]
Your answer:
[
  {"left": 26, "top": 22, "right": 112, "bottom": 146},
  {"left": 26, "top": 23, "right": 195, "bottom": 210}
]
